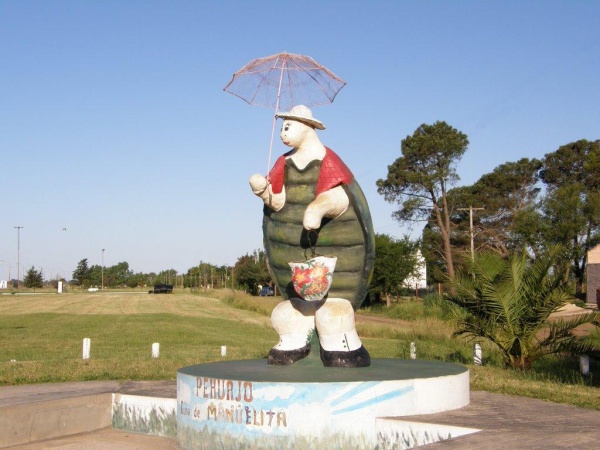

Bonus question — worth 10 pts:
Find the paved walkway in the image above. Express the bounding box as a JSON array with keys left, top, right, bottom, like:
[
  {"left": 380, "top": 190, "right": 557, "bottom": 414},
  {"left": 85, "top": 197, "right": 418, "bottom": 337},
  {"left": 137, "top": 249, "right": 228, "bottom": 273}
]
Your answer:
[
  {"left": 2, "top": 382, "right": 600, "bottom": 449},
  {"left": 413, "top": 391, "right": 600, "bottom": 449},
  {"left": 7, "top": 428, "right": 176, "bottom": 450}
]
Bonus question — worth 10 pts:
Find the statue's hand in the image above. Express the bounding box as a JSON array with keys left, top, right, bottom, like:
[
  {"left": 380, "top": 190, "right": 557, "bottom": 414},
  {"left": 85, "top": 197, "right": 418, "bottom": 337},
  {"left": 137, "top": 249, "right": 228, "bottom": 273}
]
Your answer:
[
  {"left": 303, "top": 187, "right": 349, "bottom": 230},
  {"left": 249, "top": 174, "right": 268, "bottom": 196},
  {"left": 303, "top": 206, "right": 323, "bottom": 230},
  {"left": 249, "top": 173, "right": 286, "bottom": 211}
]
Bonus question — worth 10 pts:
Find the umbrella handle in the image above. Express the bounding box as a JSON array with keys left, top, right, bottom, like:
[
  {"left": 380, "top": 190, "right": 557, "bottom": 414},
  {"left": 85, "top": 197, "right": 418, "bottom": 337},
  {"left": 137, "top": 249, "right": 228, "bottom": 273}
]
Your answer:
[
  {"left": 266, "top": 113, "right": 277, "bottom": 176},
  {"left": 267, "top": 59, "right": 286, "bottom": 174}
]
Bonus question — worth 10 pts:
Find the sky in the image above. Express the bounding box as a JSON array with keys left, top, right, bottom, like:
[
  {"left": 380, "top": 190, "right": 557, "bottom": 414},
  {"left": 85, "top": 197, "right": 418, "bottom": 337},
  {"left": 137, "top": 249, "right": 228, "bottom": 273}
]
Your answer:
[{"left": 1, "top": 0, "right": 599, "bottom": 280}]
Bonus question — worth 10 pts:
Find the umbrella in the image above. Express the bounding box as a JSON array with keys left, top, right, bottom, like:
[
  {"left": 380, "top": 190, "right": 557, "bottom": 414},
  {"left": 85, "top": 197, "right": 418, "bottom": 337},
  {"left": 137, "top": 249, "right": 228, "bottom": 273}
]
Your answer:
[{"left": 224, "top": 52, "right": 346, "bottom": 172}]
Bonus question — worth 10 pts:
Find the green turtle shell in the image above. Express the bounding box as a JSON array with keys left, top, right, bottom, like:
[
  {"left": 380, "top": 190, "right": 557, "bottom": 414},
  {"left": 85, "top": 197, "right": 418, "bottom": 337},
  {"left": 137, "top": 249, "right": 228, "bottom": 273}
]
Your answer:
[{"left": 263, "top": 158, "right": 375, "bottom": 310}]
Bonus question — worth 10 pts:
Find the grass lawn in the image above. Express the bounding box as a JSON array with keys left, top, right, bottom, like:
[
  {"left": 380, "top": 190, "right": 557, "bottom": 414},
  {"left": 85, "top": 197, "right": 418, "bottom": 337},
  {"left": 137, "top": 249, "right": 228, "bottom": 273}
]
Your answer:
[
  {"left": 0, "top": 290, "right": 277, "bottom": 384},
  {"left": 1, "top": 289, "right": 599, "bottom": 410}
]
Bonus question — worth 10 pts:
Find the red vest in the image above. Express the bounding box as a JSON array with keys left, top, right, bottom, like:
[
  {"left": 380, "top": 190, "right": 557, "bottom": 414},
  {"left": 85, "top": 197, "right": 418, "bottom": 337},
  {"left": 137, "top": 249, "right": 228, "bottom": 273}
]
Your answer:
[{"left": 268, "top": 147, "right": 354, "bottom": 197}]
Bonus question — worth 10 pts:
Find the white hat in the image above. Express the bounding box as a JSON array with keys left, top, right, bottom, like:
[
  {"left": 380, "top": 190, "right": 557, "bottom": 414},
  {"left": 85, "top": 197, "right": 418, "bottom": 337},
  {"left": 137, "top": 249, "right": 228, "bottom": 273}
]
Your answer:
[{"left": 276, "top": 105, "right": 325, "bottom": 130}]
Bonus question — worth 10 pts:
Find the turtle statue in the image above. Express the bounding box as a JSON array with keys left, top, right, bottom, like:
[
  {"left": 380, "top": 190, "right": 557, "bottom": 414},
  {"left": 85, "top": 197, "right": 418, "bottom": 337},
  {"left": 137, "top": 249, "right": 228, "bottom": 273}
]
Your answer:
[{"left": 249, "top": 105, "right": 375, "bottom": 368}]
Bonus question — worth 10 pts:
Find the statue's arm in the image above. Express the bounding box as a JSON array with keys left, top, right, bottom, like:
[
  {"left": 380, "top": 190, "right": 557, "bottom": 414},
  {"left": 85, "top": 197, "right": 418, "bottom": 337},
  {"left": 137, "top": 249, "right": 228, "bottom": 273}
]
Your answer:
[
  {"left": 303, "top": 186, "right": 349, "bottom": 230},
  {"left": 249, "top": 174, "right": 286, "bottom": 211}
]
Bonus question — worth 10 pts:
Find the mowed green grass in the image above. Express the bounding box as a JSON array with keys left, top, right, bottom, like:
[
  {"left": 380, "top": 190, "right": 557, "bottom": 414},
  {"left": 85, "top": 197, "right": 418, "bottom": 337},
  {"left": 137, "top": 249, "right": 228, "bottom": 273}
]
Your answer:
[
  {"left": 1, "top": 290, "right": 599, "bottom": 411},
  {"left": 0, "top": 291, "right": 277, "bottom": 384}
]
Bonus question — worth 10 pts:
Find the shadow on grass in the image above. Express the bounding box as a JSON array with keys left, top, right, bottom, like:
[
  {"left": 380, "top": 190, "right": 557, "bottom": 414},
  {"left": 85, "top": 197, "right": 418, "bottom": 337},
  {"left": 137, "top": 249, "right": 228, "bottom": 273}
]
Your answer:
[{"left": 530, "top": 355, "right": 600, "bottom": 388}]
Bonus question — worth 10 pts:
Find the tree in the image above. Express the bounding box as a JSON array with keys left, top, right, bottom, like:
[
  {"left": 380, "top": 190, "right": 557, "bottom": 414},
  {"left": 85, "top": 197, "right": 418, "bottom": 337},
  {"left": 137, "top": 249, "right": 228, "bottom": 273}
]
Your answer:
[
  {"left": 88, "top": 264, "right": 102, "bottom": 287},
  {"left": 185, "top": 261, "right": 222, "bottom": 289},
  {"left": 422, "top": 224, "right": 453, "bottom": 284},
  {"left": 24, "top": 266, "right": 43, "bottom": 290},
  {"left": 539, "top": 140, "right": 600, "bottom": 296},
  {"left": 454, "top": 158, "right": 544, "bottom": 257},
  {"left": 369, "top": 234, "right": 420, "bottom": 307},
  {"left": 234, "top": 250, "right": 271, "bottom": 295},
  {"left": 377, "top": 121, "right": 469, "bottom": 279},
  {"left": 126, "top": 272, "right": 148, "bottom": 289},
  {"left": 72, "top": 258, "right": 91, "bottom": 288},
  {"left": 421, "top": 185, "right": 472, "bottom": 284},
  {"left": 445, "top": 249, "right": 599, "bottom": 370},
  {"left": 105, "top": 261, "right": 132, "bottom": 287},
  {"left": 155, "top": 269, "right": 178, "bottom": 286}
]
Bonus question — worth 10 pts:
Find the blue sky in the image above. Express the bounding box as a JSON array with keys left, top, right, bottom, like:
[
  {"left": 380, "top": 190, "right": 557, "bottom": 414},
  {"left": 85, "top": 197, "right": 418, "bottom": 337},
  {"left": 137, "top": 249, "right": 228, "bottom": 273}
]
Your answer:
[{"left": 1, "top": 0, "right": 598, "bottom": 280}]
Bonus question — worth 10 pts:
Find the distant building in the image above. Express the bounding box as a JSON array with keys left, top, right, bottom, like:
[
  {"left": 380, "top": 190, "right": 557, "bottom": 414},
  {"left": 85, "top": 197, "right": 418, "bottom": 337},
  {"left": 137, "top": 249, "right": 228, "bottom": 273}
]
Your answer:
[
  {"left": 0, "top": 280, "right": 7, "bottom": 289},
  {"left": 586, "top": 244, "right": 600, "bottom": 307},
  {"left": 403, "top": 251, "right": 427, "bottom": 289}
]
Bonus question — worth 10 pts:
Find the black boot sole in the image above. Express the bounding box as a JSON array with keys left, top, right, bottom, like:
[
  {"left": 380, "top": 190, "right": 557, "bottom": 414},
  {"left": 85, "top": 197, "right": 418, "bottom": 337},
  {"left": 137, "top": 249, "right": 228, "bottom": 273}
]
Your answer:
[
  {"left": 320, "top": 345, "right": 371, "bottom": 368},
  {"left": 267, "top": 344, "right": 311, "bottom": 366}
]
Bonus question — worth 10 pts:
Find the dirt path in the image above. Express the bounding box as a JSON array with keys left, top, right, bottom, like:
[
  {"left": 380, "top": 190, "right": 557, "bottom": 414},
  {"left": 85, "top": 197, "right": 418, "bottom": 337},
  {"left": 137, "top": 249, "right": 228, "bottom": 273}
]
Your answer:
[{"left": 355, "top": 312, "right": 413, "bottom": 328}]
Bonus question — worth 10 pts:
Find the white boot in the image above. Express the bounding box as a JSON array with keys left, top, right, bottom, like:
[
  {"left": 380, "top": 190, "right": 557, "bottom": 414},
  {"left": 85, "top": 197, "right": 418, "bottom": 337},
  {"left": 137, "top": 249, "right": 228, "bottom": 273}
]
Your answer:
[
  {"left": 315, "top": 298, "right": 370, "bottom": 367},
  {"left": 269, "top": 299, "right": 315, "bottom": 365}
]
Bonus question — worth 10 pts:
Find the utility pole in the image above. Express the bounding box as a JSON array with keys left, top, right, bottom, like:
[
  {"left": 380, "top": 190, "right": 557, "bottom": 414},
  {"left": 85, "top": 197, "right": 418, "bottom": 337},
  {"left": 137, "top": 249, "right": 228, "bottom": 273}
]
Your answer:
[
  {"left": 14, "top": 226, "right": 23, "bottom": 288},
  {"left": 101, "top": 249, "right": 105, "bottom": 290},
  {"left": 457, "top": 206, "right": 484, "bottom": 260}
]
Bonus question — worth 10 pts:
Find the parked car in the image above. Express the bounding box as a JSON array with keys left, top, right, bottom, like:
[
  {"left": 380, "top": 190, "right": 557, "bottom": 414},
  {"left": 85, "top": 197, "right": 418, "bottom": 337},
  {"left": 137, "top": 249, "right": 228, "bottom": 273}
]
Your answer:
[
  {"left": 259, "top": 286, "right": 274, "bottom": 296},
  {"left": 149, "top": 284, "right": 173, "bottom": 294}
]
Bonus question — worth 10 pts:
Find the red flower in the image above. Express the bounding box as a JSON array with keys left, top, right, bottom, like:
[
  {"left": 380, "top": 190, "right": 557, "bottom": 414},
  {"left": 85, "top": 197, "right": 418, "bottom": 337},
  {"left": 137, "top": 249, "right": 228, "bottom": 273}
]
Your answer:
[{"left": 293, "top": 267, "right": 312, "bottom": 290}]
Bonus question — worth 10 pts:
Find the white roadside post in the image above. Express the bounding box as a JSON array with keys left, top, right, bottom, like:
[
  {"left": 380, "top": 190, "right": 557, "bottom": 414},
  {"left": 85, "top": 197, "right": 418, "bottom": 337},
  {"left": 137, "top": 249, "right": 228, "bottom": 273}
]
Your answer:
[
  {"left": 152, "top": 343, "right": 160, "bottom": 358},
  {"left": 474, "top": 343, "right": 483, "bottom": 365},
  {"left": 221, "top": 346, "right": 227, "bottom": 357},
  {"left": 82, "top": 338, "right": 91, "bottom": 360},
  {"left": 410, "top": 342, "right": 416, "bottom": 359},
  {"left": 580, "top": 355, "right": 590, "bottom": 375}
]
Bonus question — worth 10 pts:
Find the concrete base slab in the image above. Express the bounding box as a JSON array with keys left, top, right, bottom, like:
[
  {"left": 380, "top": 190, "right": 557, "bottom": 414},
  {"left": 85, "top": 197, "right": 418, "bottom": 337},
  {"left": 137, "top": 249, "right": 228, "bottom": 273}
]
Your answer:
[
  {"left": 0, "top": 382, "right": 121, "bottom": 448},
  {"left": 0, "top": 381, "right": 177, "bottom": 449}
]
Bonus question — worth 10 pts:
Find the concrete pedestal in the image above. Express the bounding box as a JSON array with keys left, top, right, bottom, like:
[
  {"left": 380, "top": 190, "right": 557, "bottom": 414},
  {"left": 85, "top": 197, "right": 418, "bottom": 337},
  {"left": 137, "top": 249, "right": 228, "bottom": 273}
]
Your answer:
[{"left": 177, "top": 358, "right": 470, "bottom": 449}]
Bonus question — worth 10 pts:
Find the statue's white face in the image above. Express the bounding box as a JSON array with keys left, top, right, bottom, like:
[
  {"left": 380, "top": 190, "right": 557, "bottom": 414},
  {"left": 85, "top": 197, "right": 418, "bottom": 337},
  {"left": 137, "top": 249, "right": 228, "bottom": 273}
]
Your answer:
[{"left": 280, "top": 119, "right": 310, "bottom": 148}]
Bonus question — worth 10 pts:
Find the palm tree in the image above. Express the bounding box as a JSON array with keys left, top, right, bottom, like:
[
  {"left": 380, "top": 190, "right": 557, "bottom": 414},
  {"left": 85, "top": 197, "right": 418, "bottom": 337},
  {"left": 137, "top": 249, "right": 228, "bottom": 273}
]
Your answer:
[{"left": 445, "top": 249, "right": 599, "bottom": 370}]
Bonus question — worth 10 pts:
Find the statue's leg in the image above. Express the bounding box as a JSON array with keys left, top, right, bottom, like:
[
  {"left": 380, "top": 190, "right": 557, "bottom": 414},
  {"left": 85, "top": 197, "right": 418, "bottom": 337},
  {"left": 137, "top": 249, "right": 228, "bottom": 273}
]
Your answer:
[
  {"left": 268, "top": 298, "right": 316, "bottom": 365},
  {"left": 315, "top": 298, "right": 370, "bottom": 368}
]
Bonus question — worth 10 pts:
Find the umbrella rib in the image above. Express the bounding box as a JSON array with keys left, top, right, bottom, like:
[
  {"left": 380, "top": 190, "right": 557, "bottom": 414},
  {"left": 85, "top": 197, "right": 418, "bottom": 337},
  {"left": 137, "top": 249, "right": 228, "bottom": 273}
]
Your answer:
[
  {"left": 267, "top": 57, "right": 287, "bottom": 172},
  {"left": 247, "top": 73, "right": 272, "bottom": 106}
]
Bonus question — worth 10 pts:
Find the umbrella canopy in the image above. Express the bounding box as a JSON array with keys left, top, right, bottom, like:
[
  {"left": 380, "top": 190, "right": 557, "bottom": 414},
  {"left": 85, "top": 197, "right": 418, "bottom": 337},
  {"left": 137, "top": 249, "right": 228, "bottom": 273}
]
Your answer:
[
  {"left": 224, "top": 52, "right": 346, "bottom": 173},
  {"left": 223, "top": 52, "right": 346, "bottom": 112}
]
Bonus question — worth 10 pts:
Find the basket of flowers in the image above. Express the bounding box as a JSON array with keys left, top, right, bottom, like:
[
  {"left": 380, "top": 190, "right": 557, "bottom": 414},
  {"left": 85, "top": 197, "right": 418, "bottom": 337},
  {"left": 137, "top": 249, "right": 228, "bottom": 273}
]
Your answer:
[{"left": 289, "top": 256, "right": 337, "bottom": 301}]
